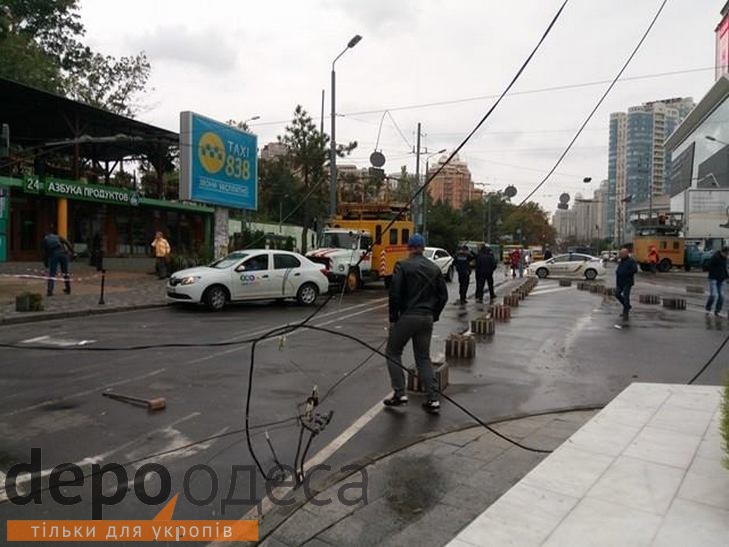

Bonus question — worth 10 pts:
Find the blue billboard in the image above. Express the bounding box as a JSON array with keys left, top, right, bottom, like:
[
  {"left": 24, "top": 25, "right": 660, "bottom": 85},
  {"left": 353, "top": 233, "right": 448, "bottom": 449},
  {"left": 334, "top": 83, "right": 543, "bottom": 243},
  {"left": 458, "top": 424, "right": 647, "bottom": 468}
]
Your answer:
[{"left": 180, "top": 112, "right": 258, "bottom": 209}]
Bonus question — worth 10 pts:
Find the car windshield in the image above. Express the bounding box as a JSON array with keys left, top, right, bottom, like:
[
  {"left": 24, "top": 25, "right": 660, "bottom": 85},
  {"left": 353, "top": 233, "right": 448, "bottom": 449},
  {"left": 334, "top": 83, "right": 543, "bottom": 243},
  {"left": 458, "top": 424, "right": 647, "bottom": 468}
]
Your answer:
[
  {"left": 320, "top": 232, "right": 358, "bottom": 249},
  {"left": 210, "top": 252, "right": 248, "bottom": 269},
  {"left": 424, "top": 249, "right": 435, "bottom": 259}
]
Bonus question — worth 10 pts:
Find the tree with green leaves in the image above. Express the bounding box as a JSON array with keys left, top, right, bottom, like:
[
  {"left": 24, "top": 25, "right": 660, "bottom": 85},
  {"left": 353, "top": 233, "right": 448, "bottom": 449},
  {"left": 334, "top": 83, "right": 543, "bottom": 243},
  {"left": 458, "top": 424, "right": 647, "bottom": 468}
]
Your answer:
[
  {"left": 0, "top": 0, "right": 150, "bottom": 116},
  {"left": 277, "top": 105, "right": 356, "bottom": 252}
]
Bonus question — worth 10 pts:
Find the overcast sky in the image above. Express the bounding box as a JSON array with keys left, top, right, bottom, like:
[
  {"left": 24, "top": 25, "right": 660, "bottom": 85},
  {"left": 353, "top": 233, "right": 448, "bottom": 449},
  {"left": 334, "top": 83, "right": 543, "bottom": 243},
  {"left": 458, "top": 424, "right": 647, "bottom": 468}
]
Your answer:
[{"left": 81, "top": 0, "right": 721, "bottom": 213}]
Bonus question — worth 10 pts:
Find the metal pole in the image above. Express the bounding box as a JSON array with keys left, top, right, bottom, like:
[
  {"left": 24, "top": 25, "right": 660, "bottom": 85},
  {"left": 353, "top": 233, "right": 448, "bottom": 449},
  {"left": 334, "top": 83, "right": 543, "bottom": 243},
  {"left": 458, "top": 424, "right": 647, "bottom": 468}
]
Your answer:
[
  {"left": 98, "top": 269, "right": 106, "bottom": 305},
  {"left": 329, "top": 69, "right": 337, "bottom": 219},
  {"left": 414, "top": 122, "right": 421, "bottom": 233},
  {"left": 487, "top": 195, "right": 492, "bottom": 243},
  {"left": 423, "top": 158, "right": 429, "bottom": 239},
  {"left": 320, "top": 89, "right": 325, "bottom": 136}
]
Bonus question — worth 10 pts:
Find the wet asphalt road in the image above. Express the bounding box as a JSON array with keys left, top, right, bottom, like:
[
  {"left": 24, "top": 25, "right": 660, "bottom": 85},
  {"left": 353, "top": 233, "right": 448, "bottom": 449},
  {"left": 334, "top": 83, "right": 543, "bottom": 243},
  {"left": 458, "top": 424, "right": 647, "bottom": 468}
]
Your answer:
[{"left": 0, "top": 269, "right": 727, "bottom": 534}]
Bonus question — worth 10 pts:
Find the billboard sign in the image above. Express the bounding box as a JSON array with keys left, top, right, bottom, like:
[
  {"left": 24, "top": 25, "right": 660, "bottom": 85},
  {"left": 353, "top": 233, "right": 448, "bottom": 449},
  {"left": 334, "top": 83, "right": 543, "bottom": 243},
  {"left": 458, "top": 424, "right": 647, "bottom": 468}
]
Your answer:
[
  {"left": 180, "top": 112, "right": 258, "bottom": 209},
  {"left": 685, "top": 188, "right": 729, "bottom": 238}
]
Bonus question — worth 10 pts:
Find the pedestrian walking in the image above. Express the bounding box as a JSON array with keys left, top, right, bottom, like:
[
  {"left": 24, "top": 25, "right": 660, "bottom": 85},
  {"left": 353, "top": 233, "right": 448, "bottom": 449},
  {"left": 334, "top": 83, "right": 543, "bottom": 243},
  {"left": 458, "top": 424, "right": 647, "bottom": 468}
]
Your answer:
[
  {"left": 455, "top": 245, "right": 471, "bottom": 304},
  {"left": 475, "top": 245, "right": 497, "bottom": 303},
  {"left": 383, "top": 234, "right": 449, "bottom": 413},
  {"left": 615, "top": 247, "right": 638, "bottom": 320},
  {"left": 705, "top": 246, "right": 729, "bottom": 317},
  {"left": 42, "top": 226, "right": 74, "bottom": 297},
  {"left": 518, "top": 249, "right": 526, "bottom": 278},
  {"left": 151, "top": 231, "right": 171, "bottom": 279},
  {"left": 509, "top": 249, "right": 521, "bottom": 279},
  {"left": 648, "top": 245, "right": 659, "bottom": 274}
]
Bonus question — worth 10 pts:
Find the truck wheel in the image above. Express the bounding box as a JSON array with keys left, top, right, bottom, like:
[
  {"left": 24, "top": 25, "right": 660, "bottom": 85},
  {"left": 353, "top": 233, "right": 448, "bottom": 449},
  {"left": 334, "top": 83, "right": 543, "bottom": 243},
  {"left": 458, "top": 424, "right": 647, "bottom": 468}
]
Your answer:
[
  {"left": 684, "top": 263, "right": 691, "bottom": 272},
  {"left": 657, "top": 259, "right": 672, "bottom": 273},
  {"left": 346, "top": 268, "right": 361, "bottom": 292},
  {"left": 639, "top": 264, "right": 650, "bottom": 272}
]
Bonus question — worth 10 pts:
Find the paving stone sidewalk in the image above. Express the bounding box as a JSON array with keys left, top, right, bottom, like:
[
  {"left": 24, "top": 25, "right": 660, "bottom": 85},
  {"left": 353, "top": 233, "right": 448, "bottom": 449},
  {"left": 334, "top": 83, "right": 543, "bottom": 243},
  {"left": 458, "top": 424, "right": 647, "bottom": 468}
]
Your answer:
[
  {"left": 256, "top": 410, "right": 597, "bottom": 547},
  {"left": 0, "top": 262, "right": 167, "bottom": 323}
]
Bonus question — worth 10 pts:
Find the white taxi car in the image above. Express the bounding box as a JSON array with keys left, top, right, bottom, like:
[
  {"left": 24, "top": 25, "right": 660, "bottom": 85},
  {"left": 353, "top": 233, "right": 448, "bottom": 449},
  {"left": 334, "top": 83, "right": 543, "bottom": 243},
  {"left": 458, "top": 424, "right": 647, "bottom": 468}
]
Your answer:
[
  {"left": 424, "top": 246, "right": 455, "bottom": 281},
  {"left": 167, "top": 250, "right": 329, "bottom": 311},
  {"left": 528, "top": 253, "right": 605, "bottom": 280}
]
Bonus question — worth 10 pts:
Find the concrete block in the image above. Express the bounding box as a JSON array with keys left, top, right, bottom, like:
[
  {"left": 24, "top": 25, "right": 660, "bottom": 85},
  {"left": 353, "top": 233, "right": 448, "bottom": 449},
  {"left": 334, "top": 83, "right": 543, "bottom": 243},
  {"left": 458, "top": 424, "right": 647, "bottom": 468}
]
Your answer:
[
  {"left": 686, "top": 285, "right": 705, "bottom": 294},
  {"left": 445, "top": 333, "right": 476, "bottom": 358},
  {"left": 559, "top": 279, "right": 572, "bottom": 287},
  {"left": 407, "top": 361, "right": 449, "bottom": 392},
  {"left": 471, "top": 316, "right": 495, "bottom": 335},
  {"left": 503, "top": 295, "right": 519, "bottom": 307},
  {"left": 662, "top": 297, "right": 686, "bottom": 310},
  {"left": 489, "top": 304, "right": 511, "bottom": 321},
  {"left": 639, "top": 294, "right": 660, "bottom": 305}
]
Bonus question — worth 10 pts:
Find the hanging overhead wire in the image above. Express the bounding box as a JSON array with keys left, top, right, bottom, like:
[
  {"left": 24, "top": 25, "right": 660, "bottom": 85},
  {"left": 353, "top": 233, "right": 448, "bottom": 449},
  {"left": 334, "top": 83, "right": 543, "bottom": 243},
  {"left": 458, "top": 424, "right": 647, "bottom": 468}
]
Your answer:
[{"left": 518, "top": 0, "right": 671, "bottom": 205}]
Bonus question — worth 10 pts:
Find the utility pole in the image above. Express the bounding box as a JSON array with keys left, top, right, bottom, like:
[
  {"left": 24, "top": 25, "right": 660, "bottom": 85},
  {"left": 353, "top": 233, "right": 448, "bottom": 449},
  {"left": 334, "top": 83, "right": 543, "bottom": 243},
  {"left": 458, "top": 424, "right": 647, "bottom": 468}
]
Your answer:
[
  {"left": 414, "top": 122, "right": 422, "bottom": 234},
  {"left": 320, "top": 89, "right": 325, "bottom": 136}
]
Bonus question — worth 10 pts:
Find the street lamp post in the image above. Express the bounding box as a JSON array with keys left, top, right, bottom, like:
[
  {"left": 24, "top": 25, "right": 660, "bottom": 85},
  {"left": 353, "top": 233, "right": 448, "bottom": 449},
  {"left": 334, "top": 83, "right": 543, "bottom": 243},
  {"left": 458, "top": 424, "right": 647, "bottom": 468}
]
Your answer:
[{"left": 330, "top": 34, "right": 362, "bottom": 219}]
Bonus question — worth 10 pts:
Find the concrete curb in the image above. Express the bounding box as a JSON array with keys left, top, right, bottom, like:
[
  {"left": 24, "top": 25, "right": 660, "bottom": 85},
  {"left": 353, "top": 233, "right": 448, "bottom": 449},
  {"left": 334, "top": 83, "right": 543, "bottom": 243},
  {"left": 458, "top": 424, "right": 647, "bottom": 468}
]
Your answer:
[{"left": 0, "top": 303, "right": 167, "bottom": 325}]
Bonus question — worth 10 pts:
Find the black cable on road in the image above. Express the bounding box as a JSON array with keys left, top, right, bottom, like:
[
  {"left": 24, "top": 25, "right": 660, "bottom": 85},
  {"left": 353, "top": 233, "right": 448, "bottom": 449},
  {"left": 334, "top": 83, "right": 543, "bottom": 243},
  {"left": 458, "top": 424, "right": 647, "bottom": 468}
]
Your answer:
[
  {"left": 687, "top": 332, "right": 729, "bottom": 385},
  {"left": 518, "top": 0, "right": 670, "bottom": 205}
]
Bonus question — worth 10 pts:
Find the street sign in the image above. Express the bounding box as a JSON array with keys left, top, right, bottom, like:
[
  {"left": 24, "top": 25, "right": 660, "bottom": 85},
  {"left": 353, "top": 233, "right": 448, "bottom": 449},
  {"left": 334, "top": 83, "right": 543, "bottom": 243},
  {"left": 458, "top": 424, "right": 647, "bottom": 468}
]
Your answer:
[
  {"left": 24, "top": 177, "right": 41, "bottom": 194},
  {"left": 504, "top": 185, "right": 517, "bottom": 198},
  {"left": 370, "top": 151, "right": 385, "bottom": 168},
  {"left": 180, "top": 112, "right": 258, "bottom": 210},
  {"left": 559, "top": 192, "right": 570, "bottom": 204},
  {"left": 557, "top": 202, "right": 568, "bottom": 210}
]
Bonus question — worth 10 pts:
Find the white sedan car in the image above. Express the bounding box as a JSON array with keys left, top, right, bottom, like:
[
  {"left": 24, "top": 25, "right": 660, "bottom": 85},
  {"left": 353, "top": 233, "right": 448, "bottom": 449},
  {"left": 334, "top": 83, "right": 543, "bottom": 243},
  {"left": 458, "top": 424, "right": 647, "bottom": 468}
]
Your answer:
[
  {"left": 528, "top": 253, "right": 605, "bottom": 280},
  {"left": 424, "top": 246, "right": 454, "bottom": 281},
  {"left": 167, "top": 250, "right": 329, "bottom": 311}
]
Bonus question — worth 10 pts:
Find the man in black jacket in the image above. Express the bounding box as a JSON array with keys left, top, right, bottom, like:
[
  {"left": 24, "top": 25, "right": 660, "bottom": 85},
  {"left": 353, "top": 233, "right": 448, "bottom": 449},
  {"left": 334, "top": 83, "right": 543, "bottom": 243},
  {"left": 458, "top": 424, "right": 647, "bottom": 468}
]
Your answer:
[
  {"left": 384, "top": 234, "right": 449, "bottom": 413},
  {"left": 454, "top": 245, "right": 472, "bottom": 305},
  {"left": 475, "top": 245, "right": 497, "bottom": 303},
  {"left": 615, "top": 247, "right": 638, "bottom": 319},
  {"left": 705, "top": 247, "right": 729, "bottom": 316}
]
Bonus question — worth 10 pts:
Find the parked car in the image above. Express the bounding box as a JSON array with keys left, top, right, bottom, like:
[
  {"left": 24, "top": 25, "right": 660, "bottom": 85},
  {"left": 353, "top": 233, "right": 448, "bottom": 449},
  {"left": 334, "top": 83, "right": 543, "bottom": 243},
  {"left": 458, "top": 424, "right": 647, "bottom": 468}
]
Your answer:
[
  {"left": 424, "top": 246, "right": 455, "bottom": 281},
  {"left": 166, "top": 250, "right": 329, "bottom": 311},
  {"left": 528, "top": 253, "right": 606, "bottom": 280}
]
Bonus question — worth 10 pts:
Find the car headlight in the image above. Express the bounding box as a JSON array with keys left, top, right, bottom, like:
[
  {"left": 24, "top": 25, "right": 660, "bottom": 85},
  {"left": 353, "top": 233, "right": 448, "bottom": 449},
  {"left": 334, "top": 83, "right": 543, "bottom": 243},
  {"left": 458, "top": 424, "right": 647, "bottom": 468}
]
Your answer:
[
  {"left": 338, "top": 264, "right": 346, "bottom": 272},
  {"left": 180, "top": 276, "right": 201, "bottom": 286}
]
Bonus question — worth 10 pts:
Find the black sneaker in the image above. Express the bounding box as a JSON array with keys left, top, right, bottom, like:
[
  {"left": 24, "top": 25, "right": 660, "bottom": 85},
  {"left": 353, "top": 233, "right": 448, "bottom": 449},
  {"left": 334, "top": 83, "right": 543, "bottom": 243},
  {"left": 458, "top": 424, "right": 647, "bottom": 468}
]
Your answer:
[
  {"left": 383, "top": 393, "right": 408, "bottom": 407},
  {"left": 422, "top": 400, "right": 440, "bottom": 413}
]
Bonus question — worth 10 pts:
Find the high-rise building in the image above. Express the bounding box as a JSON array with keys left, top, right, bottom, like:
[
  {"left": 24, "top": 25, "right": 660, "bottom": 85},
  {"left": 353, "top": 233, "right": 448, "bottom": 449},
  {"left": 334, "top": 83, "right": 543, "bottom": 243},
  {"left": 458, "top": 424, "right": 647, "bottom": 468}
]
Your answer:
[
  {"left": 606, "top": 97, "right": 694, "bottom": 242},
  {"left": 426, "top": 155, "right": 483, "bottom": 209},
  {"left": 551, "top": 208, "right": 576, "bottom": 242}
]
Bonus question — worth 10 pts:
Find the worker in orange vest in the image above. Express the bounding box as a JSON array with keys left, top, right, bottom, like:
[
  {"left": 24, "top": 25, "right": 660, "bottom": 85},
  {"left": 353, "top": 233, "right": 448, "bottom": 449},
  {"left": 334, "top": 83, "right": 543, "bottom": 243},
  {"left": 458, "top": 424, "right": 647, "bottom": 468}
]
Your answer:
[{"left": 648, "top": 246, "right": 659, "bottom": 274}]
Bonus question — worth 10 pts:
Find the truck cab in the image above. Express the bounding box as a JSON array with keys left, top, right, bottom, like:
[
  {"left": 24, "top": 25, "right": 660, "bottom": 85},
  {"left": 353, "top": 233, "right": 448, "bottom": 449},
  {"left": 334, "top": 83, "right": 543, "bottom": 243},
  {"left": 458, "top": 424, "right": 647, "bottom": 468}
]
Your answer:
[{"left": 307, "top": 229, "right": 373, "bottom": 290}]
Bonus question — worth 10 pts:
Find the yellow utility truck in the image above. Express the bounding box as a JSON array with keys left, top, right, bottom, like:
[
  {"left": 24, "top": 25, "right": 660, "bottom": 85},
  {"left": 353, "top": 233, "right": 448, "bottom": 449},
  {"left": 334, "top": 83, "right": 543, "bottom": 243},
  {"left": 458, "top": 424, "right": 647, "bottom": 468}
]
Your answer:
[{"left": 307, "top": 202, "right": 414, "bottom": 291}]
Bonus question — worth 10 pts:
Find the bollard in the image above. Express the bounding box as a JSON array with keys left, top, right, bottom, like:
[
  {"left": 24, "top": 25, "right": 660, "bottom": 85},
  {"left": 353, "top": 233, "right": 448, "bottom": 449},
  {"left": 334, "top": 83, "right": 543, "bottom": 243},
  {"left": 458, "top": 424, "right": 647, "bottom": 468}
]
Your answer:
[
  {"left": 662, "top": 297, "right": 687, "bottom": 310},
  {"left": 559, "top": 279, "right": 572, "bottom": 287},
  {"left": 445, "top": 333, "right": 476, "bottom": 358},
  {"left": 98, "top": 269, "right": 106, "bottom": 305},
  {"left": 471, "top": 317, "right": 495, "bottom": 335},
  {"left": 639, "top": 294, "right": 660, "bottom": 305},
  {"left": 489, "top": 304, "right": 511, "bottom": 321},
  {"left": 503, "top": 295, "right": 519, "bottom": 307},
  {"left": 576, "top": 281, "right": 588, "bottom": 291},
  {"left": 602, "top": 287, "right": 617, "bottom": 297}
]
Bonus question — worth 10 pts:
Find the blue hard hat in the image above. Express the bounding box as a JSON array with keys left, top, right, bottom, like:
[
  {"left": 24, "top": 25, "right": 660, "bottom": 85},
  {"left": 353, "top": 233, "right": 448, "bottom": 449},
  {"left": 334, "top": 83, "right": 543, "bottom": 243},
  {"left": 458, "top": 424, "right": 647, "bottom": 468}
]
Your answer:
[{"left": 407, "top": 233, "right": 426, "bottom": 248}]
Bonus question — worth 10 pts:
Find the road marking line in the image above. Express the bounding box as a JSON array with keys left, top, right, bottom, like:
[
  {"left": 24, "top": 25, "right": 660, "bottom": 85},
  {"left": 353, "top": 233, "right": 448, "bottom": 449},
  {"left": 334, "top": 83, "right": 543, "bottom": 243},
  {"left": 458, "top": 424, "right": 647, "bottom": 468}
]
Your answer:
[
  {"left": 5, "top": 368, "right": 167, "bottom": 417},
  {"left": 188, "top": 303, "right": 388, "bottom": 365},
  {"left": 0, "top": 413, "right": 203, "bottom": 503},
  {"left": 243, "top": 398, "right": 385, "bottom": 521}
]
